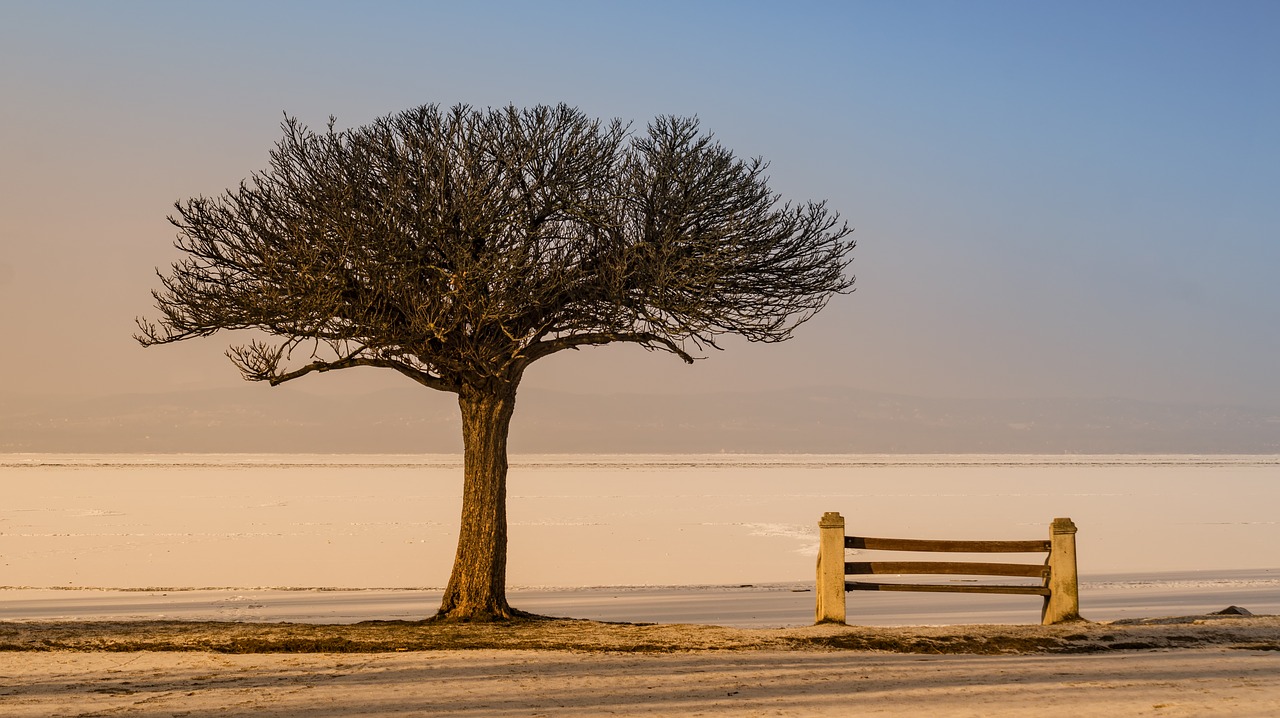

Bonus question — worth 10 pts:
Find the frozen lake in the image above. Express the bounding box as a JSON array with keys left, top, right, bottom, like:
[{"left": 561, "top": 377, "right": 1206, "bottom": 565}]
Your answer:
[{"left": 1, "top": 454, "right": 1277, "bottom": 624}]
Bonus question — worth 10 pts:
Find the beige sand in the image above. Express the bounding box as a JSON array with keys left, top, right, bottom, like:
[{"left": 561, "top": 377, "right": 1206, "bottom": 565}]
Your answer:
[
  {"left": 3, "top": 648, "right": 1278, "bottom": 716},
  {"left": 2, "top": 617, "right": 1279, "bottom": 716}
]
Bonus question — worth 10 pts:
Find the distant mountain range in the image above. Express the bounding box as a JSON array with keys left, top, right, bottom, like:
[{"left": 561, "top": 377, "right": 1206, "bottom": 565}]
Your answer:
[{"left": 2, "top": 386, "right": 1278, "bottom": 454}]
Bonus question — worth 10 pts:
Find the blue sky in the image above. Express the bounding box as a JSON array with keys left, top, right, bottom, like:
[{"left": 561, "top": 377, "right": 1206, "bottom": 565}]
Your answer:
[{"left": 1, "top": 0, "right": 1278, "bottom": 410}]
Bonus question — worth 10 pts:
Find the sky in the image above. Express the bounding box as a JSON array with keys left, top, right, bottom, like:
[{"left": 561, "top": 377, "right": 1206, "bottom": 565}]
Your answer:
[{"left": 2, "top": 0, "right": 1279, "bottom": 416}]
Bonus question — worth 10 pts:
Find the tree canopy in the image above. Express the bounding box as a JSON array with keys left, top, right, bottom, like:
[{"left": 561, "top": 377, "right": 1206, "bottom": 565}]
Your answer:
[{"left": 138, "top": 103, "right": 855, "bottom": 620}]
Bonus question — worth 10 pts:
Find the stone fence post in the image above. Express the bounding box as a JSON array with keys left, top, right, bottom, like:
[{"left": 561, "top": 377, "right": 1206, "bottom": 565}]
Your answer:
[
  {"left": 1042, "top": 517, "right": 1081, "bottom": 624},
  {"left": 816, "top": 511, "right": 847, "bottom": 624}
]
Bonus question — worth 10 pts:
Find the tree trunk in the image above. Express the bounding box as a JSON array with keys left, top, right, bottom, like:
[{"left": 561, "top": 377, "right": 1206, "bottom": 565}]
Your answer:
[{"left": 435, "top": 383, "right": 521, "bottom": 621}]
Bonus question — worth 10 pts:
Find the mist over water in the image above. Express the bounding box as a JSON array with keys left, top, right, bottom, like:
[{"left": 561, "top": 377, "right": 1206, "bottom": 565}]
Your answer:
[{"left": 3, "top": 454, "right": 1276, "bottom": 590}]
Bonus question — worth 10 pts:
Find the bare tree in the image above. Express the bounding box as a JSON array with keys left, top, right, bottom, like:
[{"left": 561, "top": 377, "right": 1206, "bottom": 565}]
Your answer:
[{"left": 137, "top": 104, "right": 855, "bottom": 621}]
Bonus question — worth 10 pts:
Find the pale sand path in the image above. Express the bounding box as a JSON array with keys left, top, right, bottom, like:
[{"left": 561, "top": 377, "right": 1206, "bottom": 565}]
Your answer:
[{"left": 3, "top": 649, "right": 1278, "bottom": 717}]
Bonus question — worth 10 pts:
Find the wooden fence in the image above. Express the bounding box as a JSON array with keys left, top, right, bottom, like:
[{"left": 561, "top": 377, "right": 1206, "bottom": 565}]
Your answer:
[{"left": 816, "top": 512, "right": 1080, "bottom": 625}]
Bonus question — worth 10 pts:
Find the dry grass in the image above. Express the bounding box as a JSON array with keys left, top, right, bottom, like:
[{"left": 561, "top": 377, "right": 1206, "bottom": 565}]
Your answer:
[{"left": 2, "top": 614, "right": 1276, "bottom": 655}]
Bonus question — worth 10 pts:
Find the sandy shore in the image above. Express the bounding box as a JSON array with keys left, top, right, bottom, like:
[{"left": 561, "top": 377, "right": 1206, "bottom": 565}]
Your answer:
[
  {"left": 5, "top": 571, "right": 1278, "bottom": 627},
  {"left": 2, "top": 616, "right": 1278, "bottom": 716},
  {"left": 4, "top": 648, "right": 1279, "bottom": 717},
  {"left": 5, "top": 455, "right": 1278, "bottom": 713}
]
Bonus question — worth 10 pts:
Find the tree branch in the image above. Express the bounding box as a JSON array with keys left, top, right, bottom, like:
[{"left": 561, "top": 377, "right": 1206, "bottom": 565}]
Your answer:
[
  {"left": 523, "top": 331, "right": 697, "bottom": 365},
  {"left": 139, "top": 103, "right": 853, "bottom": 396},
  {"left": 227, "top": 340, "right": 455, "bottom": 392}
]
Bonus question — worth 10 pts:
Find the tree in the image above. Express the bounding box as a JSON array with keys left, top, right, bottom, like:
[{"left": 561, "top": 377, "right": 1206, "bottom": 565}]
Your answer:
[{"left": 137, "top": 103, "right": 855, "bottom": 621}]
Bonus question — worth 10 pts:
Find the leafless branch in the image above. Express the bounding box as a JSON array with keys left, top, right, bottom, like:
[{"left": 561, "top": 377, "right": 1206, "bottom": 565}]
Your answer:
[{"left": 138, "top": 104, "right": 855, "bottom": 394}]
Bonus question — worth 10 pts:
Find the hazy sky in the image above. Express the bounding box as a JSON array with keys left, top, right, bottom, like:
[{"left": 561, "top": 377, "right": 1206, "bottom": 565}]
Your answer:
[{"left": 2, "top": 0, "right": 1278, "bottom": 410}]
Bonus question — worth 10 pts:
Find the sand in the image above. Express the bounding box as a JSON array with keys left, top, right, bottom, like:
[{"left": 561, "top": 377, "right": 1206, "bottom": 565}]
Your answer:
[
  {"left": 3, "top": 649, "right": 1278, "bottom": 716},
  {"left": 5, "top": 455, "right": 1278, "bottom": 713},
  {"left": 2, "top": 617, "right": 1279, "bottom": 716},
  {"left": 4, "top": 572, "right": 1280, "bottom": 626}
]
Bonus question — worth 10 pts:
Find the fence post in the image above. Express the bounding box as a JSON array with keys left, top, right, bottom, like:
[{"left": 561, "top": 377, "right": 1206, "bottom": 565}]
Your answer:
[
  {"left": 815, "top": 511, "right": 847, "bottom": 624},
  {"left": 1042, "top": 517, "right": 1080, "bottom": 624}
]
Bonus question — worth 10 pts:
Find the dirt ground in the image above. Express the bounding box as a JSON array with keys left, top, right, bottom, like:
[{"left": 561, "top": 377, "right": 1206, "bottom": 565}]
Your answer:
[{"left": 2, "top": 616, "right": 1278, "bottom": 716}]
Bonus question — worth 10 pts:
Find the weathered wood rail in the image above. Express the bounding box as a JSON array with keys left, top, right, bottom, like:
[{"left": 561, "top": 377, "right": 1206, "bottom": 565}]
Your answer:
[{"left": 816, "top": 512, "right": 1080, "bottom": 625}]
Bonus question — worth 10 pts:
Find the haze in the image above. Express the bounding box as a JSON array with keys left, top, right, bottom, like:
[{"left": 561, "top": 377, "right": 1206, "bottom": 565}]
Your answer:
[{"left": 2, "top": 1, "right": 1278, "bottom": 452}]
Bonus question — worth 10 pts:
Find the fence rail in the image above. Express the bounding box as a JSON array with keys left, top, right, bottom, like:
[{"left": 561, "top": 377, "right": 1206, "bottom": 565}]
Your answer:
[
  {"left": 847, "top": 582, "right": 1051, "bottom": 596},
  {"left": 846, "top": 537, "right": 1051, "bottom": 553},
  {"left": 816, "top": 513, "right": 1080, "bottom": 625},
  {"left": 845, "top": 561, "right": 1049, "bottom": 578}
]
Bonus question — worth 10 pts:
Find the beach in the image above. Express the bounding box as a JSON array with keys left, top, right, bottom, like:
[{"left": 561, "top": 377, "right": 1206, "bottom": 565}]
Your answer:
[
  {"left": 3, "top": 454, "right": 1279, "bottom": 624},
  {"left": 5, "top": 648, "right": 1280, "bottom": 717},
  {"left": 4, "top": 617, "right": 1280, "bottom": 716},
  {"left": 3, "top": 454, "right": 1278, "bottom": 715},
  {"left": 4, "top": 648, "right": 1275, "bottom": 717},
  {"left": 3, "top": 570, "right": 1280, "bottom": 626}
]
